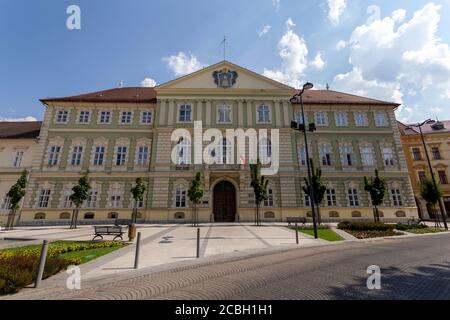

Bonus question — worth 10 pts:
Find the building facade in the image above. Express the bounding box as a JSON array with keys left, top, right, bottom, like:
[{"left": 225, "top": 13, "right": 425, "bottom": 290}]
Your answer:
[
  {"left": 399, "top": 120, "right": 450, "bottom": 220},
  {"left": 4, "top": 61, "right": 418, "bottom": 225}
]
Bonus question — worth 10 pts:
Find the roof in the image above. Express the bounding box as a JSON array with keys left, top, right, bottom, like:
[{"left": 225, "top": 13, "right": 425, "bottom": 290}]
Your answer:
[
  {"left": 398, "top": 120, "right": 450, "bottom": 135},
  {"left": 0, "top": 121, "right": 42, "bottom": 139},
  {"left": 293, "top": 90, "right": 400, "bottom": 106},
  {"left": 40, "top": 87, "right": 157, "bottom": 104}
]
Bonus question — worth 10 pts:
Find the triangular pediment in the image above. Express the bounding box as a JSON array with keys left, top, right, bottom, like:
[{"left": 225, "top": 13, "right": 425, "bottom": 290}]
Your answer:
[{"left": 157, "top": 61, "right": 294, "bottom": 92}]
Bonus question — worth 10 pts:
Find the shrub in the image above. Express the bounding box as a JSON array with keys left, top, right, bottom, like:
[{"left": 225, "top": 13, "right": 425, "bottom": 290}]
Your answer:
[
  {"left": 345, "top": 230, "right": 403, "bottom": 239},
  {"left": 395, "top": 223, "right": 428, "bottom": 231},
  {"left": 338, "top": 221, "right": 395, "bottom": 231}
]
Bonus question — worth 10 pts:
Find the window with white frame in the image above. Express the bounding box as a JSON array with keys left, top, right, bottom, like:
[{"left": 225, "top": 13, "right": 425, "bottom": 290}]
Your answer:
[
  {"left": 56, "top": 110, "right": 68, "bottom": 123},
  {"left": 176, "top": 138, "right": 191, "bottom": 165},
  {"left": 1, "top": 196, "right": 11, "bottom": 210},
  {"left": 257, "top": 104, "right": 271, "bottom": 123},
  {"left": 264, "top": 188, "right": 274, "bottom": 207},
  {"left": 340, "top": 146, "right": 354, "bottom": 166},
  {"left": 304, "top": 193, "right": 311, "bottom": 207},
  {"left": 391, "top": 189, "right": 403, "bottom": 206},
  {"left": 93, "top": 146, "right": 105, "bottom": 166},
  {"left": 315, "top": 112, "right": 327, "bottom": 125},
  {"left": 175, "top": 187, "right": 187, "bottom": 208},
  {"left": 48, "top": 146, "right": 61, "bottom": 166},
  {"left": 86, "top": 190, "right": 98, "bottom": 208},
  {"left": 295, "top": 112, "right": 308, "bottom": 125},
  {"left": 354, "top": 112, "right": 367, "bottom": 126},
  {"left": 361, "top": 146, "right": 374, "bottom": 166},
  {"left": 298, "top": 145, "right": 307, "bottom": 166},
  {"left": 133, "top": 198, "right": 144, "bottom": 209},
  {"left": 37, "top": 189, "right": 51, "bottom": 208},
  {"left": 109, "top": 190, "right": 122, "bottom": 208},
  {"left": 348, "top": 188, "right": 359, "bottom": 207},
  {"left": 319, "top": 146, "right": 333, "bottom": 166},
  {"left": 116, "top": 146, "right": 128, "bottom": 166},
  {"left": 78, "top": 111, "right": 90, "bottom": 123},
  {"left": 374, "top": 112, "right": 388, "bottom": 126},
  {"left": 62, "top": 191, "right": 73, "bottom": 209},
  {"left": 179, "top": 105, "right": 192, "bottom": 122},
  {"left": 218, "top": 105, "right": 232, "bottom": 123},
  {"left": 382, "top": 147, "right": 395, "bottom": 166},
  {"left": 99, "top": 111, "right": 111, "bottom": 124},
  {"left": 335, "top": 112, "right": 348, "bottom": 126},
  {"left": 141, "top": 111, "right": 152, "bottom": 124},
  {"left": 70, "top": 146, "right": 83, "bottom": 166},
  {"left": 120, "top": 111, "right": 132, "bottom": 124},
  {"left": 326, "top": 189, "right": 337, "bottom": 206},
  {"left": 13, "top": 150, "right": 24, "bottom": 168},
  {"left": 137, "top": 146, "right": 149, "bottom": 166},
  {"left": 259, "top": 138, "right": 272, "bottom": 164}
]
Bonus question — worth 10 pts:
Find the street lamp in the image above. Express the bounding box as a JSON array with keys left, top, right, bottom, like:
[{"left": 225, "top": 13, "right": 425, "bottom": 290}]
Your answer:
[
  {"left": 406, "top": 119, "right": 448, "bottom": 230},
  {"left": 290, "top": 82, "right": 319, "bottom": 239}
]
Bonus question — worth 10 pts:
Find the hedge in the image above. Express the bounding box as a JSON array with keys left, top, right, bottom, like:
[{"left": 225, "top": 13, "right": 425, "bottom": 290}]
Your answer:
[{"left": 338, "top": 221, "right": 396, "bottom": 231}]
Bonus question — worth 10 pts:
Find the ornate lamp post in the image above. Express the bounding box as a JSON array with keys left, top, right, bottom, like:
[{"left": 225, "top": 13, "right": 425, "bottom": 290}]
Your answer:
[{"left": 290, "top": 82, "right": 318, "bottom": 239}]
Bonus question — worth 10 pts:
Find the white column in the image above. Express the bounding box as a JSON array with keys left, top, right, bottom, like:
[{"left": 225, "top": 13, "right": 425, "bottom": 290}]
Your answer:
[
  {"left": 238, "top": 100, "right": 244, "bottom": 126},
  {"left": 196, "top": 100, "right": 203, "bottom": 122}
]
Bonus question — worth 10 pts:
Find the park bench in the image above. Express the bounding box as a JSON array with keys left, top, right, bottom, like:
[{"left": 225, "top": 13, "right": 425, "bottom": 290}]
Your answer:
[
  {"left": 286, "top": 217, "right": 307, "bottom": 226},
  {"left": 92, "top": 225, "right": 124, "bottom": 241}
]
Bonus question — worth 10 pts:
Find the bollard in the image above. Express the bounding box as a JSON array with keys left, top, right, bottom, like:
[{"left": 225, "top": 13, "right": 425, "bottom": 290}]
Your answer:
[
  {"left": 196, "top": 228, "right": 200, "bottom": 258},
  {"left": 295, "top": 223, "right": 299, "bottom": 245},
  {"left": 35, "top": 240, "right": 49, "bottom": 288},
  {"left": 134, "top": 232, "right": 142, "bottom": 269}
]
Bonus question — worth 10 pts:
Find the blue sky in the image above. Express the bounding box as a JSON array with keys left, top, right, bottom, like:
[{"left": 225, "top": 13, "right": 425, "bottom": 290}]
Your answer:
[{"left": 1, "top": 0, "right": 450, "bottom": 123}]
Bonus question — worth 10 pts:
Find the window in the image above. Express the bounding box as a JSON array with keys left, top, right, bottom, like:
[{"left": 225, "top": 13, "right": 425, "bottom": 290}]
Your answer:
[
  {"left": 382, "top": 147, "right": 395, "bottom": 166},
  {"left": 62, "top": 192, "right": 73, "bottom": 209},
  {"left": 340, "top": 146, "right": 353, "bottom": 166},
  {"left": 354, "top": 112, "right": 367, "bottom": 126},
  {"left": 108, "top": 212, "right": 118, "bottom": 219},
  {"left": 418, "top": 171, "right": 426, "bottom": 183},
  {"left": 412, "top": 148, "right": 422, "bottom": 161},
  {"left": 264, "top": 188, "right": 274, "bottom": 207},
  {"left": 218, "top": 138, "right": 232, "bottom": 164},
  {"left": 13, "top": 150, "right": 24, "bottom": 168},
  {"left": 326, "top": 189, "right": 337, "bottom": 207},
  {"left": 70, "top": 146, "right": 83, "bottom": 166},
  {"left": 259, "top": 139, "right": 272, "bottom": 164},
  {"left": 56, "top": 110, "right": 68, "bottom": 123},
  {"left": 335, "top": 112, "right": 348, "bottom": 126},
  {"left": 175, "top": 187, "right": 187, "bottom": 208},
  {"left": 1, "top": 196, "right": 11, "bottom": 210},
  {"left": 109, "top": 194, "right": 122, "bottom": 208},
  {"left": 315, "top": 112, "right": 327, "bottom": 125},
  {"left": 86, "top": 190, "right": 98, "bottom": 208},
  {"left": 391, "top": 189, "right": 403, "bottom": 206},
  {"left": 348, "top": 189, "right": 359, "bottom": 207},
  {"left": 137, "top": 146, "right": 149, "bottom": 166},
  {"left": 361, "top": 146, "right": 374, "bottom": 166},
  {"left": 34, "top": 213, "right": 46, "bottom": 220},
  {"left": 141, "top": 111, "right": 152, "bottom": 124},
  {"left": 38, "top": 189, "right": 51, "bottom": 208},
  {"left": 257, "top": 104, "right": 271, "bottom": 123},
  {"left": 218, "top": 105, "right": 232, "bottom": 123},
  {"left": 319, "top": 146, "right": 333, "bottom": 166},
  {"left": 179, "top": 105, "right": 192, "bottom": 122},
  {"left": 295, "top": 112, "right": 307, "bottom": 125},
  {"left": 116, "top": 146, "right": 127, "bottom": 166},
  {"left": 93, "top": 146, "right": 105, "bottom": 166},
  {"left": 78, "top": 111, "right": 90, "bottom": 123},
  {"left": 304, "top": 194, "right": 311, "bottom": 207},
  {"left": 432, "top": 147, "right": 442, "bottom": 160},
  {"left": 374, "top": 112, "right": 387, "bottom": 126},
  {"left": 84, "top": 213, "right": 95, "bottom": 219},
  {"left": 133, "top": 199, "right": 144, "bottom": 209},
  {"left": 176, "top": 138, "right": 191, "bottom": 165},
  {"left": 438, "top": 170, "right": 448, "bottom": 185},
  {"left": 298, "top": 146, "right": 307, "bottom": 166},
  {"left": 120, "top": 111, "right": 132, "bottom": 124},
  {"left": 48, "top": 146, "right": 61, "bottom": 166},
  {"left": 60, "top": 212, "right": 71, "bottom": 219},
  {"left": 99, "top": 111, "right": 111, "bottom": 124}
]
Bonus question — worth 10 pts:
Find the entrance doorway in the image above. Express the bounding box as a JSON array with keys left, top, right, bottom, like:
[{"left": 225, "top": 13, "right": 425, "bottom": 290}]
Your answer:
[{"left": 213, "top": 181, "right": 237, "bottom": 222}]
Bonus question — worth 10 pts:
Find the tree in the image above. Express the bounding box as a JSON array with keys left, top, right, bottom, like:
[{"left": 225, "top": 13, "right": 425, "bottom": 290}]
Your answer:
[
  {"left": 302, "top": 159, "right": 326, "bottom": 225},
  {"left": 69, "top": 174, "right": 91, "bottom": 229},
  {"left": 420, "top": 176, "right": 443, "bottom": 227},
  {"left": 250, "top": 159, "right": 269, "bottom": 227},
  {"left": 188, "top": 172, "right": 204, "bottom": 227},
  {"left": 130, "top": 177, "right": 147, "bottom": 224},
  {"left": 5, "top": 170, "right": 29, "bottom": 230},
  {"left": 364, "top": 169, "right": 386, "bottom": 223}
]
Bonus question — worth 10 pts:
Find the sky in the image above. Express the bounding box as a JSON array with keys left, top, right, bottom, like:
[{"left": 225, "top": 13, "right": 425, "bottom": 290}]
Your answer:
[{"left": 1, "top": 0, "right": 450, "bottom": 123}]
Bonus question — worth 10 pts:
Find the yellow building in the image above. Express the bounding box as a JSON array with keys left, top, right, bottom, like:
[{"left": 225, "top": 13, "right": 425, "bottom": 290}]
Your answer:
[{"left": 398, "top": 120, "right": 450, "bottom": 220}]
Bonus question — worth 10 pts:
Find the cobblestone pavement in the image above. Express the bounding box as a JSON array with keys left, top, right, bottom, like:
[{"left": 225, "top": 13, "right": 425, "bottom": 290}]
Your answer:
[{"left": 7, "top": 232, "right": 450, "bottom": 300}]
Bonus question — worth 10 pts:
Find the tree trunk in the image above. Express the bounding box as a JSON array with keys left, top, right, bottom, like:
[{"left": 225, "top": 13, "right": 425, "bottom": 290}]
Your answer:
[
  {"left": 70, "top": 207, "right": 79, "bottom": 229},
  {"left": 6, "top": 209, "right": 16, "bottom": 230},
  {"left": 316, "top": 205, "right": 322, "bottom": 226}
]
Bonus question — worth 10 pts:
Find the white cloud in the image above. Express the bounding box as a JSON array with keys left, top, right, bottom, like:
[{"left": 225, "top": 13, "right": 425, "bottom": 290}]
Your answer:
[
  {"left": 336, "top": 40, "right": 347, "bottom": 50},
  {"left": 272, "top": 0, "right": 280, "bottom": 11},
  {"left": 285, "top": 18, "right": 296, "bottom": 30},
  {"left": 0, "top": 116, "right": 38, "bottom": 122},
  {"left": 163, "top": 52, "right": 205, "bottom": 76},
  {"left": 141, "top": 78, "right": 157, "bottom": 87},
  {"left": 327, "top": 0, "right": 347, "bottom": 25},
  {"left": 310, "top": 53, "right": 326, "bottom": 69},
  {"left": 258, "top": 25, "right": 272, "bottom": 37}
]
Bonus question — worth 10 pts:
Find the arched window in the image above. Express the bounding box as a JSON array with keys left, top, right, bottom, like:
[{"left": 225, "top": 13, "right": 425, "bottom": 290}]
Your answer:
[
  {"left": 174, "top": 212, "right": 185, "bottom": 219},
  {"left": 176, "top": 137, "right": 191, "bottom": 165},
  {"left": 264, "top": 211, "right": 275, "bottom": 219},
  {"left": 108, "top": 212, "right": 118, "bottom": 219},
  {"left": 351, "top": 211, "right": 362, "bottom": 218},
  {"left": 329, "top": 211, "right": 339, "bottom": 218},
  {"left": 60, "top": 212, "right": 71, "bottom": 219},
  {"left": 34, "top": 212, "right": 46, "bottom": 220},
  {"left": 175, "top": 187, "right": 187, "bottom": 208},
  {"left": 259, "top": 138, "right": 272, "bottom": 164},
  {"left": 84, "top": 212, "right": 95, "bottom": 219},
  {"left": 395, "top": 211, "right": 406, "bottom": 218}
]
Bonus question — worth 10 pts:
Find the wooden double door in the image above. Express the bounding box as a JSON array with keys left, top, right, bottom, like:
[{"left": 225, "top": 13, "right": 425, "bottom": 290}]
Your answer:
[{"left": 213, "top": 181, "right": 236, "bottom": 222}]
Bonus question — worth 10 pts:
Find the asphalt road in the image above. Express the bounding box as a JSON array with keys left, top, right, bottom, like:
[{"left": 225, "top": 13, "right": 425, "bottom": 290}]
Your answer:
[{"left": 10, "top": 233, "right": 450, "bottom": 300}]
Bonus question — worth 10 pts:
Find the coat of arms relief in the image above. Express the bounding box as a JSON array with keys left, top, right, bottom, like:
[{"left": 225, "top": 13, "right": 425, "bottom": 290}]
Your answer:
[{"left": 213, "top": 68, "right": 238, "bottom": 88}]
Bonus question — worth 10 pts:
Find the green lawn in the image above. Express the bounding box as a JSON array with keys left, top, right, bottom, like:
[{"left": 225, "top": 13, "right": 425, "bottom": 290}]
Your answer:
[
  {"left": 294, "top": 228, "right": 344, "bottom": 242},
  {"left": 57, "top": 246, "right": 123, "bottom": 264}
]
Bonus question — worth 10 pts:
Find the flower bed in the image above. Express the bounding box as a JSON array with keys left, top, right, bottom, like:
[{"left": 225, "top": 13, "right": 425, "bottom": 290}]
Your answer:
[{"left": 338, "top": 221, "right": 403, "bottom": 239}]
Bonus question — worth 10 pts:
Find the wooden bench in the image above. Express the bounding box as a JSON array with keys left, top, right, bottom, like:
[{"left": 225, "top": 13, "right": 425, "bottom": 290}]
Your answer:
[
  {"left": 92, "top": 226, "right": 124, "bottom": 241},
  {"left": 286, "top": 217, "right": 307, "bottom": 226}
]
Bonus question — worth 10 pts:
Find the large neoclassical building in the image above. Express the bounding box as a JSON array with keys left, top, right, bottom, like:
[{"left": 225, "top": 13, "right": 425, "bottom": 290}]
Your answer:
[{"left": 1, "top": 61, "right": 418, "bottom": 225}]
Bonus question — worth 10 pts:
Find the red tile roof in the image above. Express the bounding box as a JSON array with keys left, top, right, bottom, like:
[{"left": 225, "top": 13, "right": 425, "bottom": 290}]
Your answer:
[
  {"left": 0, "top": 121, "right": 42, "bottom": 139},
  {"left": 293, "top": 90, "right": 400, "bottom": 106},
  {"left": 41, "top": 87, "right": 157, "bottom": 104}
]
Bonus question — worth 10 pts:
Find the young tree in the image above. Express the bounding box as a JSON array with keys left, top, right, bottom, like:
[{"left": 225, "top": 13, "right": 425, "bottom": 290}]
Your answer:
[
  {"left": 130, "top": 177, "right": 147, "bottom": 224},
  {"left": 69, "top": 174, "right": 91, "bottom": 229},
  {"left": 250, "top": 159, "right": 269, "bottom": 227},
  {"left": 5, "top": 170, "right": 29, "bottom": 230},
  {"left": 188, "top": 172, "right": 204, "bottom": 227},
  {"left": 302, "top": 160, "right": 327, "bottom": 225},
  {"left": 420, "top": 176, "right": 443, "bottom": 227},
  {"left": 364, "top": 169, "right": 386, "bottom": 223}
]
